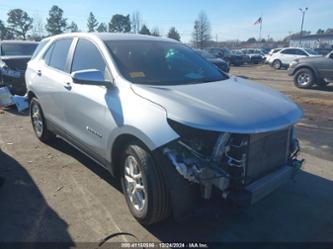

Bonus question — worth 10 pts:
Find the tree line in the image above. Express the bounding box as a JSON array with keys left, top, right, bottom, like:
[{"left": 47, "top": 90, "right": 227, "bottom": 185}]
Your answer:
[
  {"left": 0, "top": 6, "right": 332, "bottom": 49},
  {"left": 0, "top": 6, "right": 181, "bottom": 41}
]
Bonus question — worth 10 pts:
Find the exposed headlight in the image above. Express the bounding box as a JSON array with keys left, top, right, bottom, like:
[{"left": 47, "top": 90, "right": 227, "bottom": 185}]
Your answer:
[{"left": 167, "top": 119, "right": 219, "bottom": 156}]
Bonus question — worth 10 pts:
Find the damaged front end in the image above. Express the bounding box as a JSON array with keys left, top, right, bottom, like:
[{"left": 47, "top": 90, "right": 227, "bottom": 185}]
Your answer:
[
  {"left": 0, "top": 59, "right": 27, "bottom": 95},
  {"left": 163, "top": 119, "right": 303, "bottom": 206}
]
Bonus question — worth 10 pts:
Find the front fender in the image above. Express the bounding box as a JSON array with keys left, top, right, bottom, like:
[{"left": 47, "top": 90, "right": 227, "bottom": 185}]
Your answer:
[{"left": 105, "top": 85, "right": 179, "bottom": 162}]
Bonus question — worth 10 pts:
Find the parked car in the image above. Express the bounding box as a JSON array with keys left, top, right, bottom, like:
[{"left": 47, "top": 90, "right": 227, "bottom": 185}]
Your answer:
[
  {"left": 232, "top": 50, "right": 250, "bottom": 64},
  {"left": 268, "top": 47, "right": 321, "bottom": 69},
  {"left": 241, "top": 49, "right": 265, "bottom": 64},
  {"left": 26, "top": 33, "right": 303, "bottom": 225},
  {"left": 194, "top": 49, "right": 230, "bottom": 73},
  {"left": 0, "top": 40, "right": 38, "bottom": 95},
  {"left": 265, "top": 48, "right": 282, "bottom": 64},
  {"left": 261, "top": 48, "right": 271, "bottom": 55},
  {"left": 288, "top": 50, "right": 333, "bottom": 89},
  {"left": 207, "top": 47, "right": 244, "bottom": 66}
]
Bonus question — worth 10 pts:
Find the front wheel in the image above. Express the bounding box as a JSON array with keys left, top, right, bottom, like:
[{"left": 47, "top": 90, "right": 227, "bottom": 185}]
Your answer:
[
  {"left": 30, "top": 98, "right": 54, "bottom": 142},
  {"left": 294, "top": 68, "right": 315, "bottom": 89},
  {"left": 121, "top": 142, "right": 170, "bottom": 225}
]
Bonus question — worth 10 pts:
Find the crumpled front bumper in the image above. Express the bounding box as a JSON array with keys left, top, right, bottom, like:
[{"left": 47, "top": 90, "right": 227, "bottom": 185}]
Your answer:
[{"left": 228, "top": 164, "right": 297, "bottom": 206}]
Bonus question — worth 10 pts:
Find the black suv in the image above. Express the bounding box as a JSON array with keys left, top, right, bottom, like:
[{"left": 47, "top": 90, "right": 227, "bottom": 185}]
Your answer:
[
  {"left": 0, "top": 41, "right": 38, "bottom": 95},
  {"left": 207, "top": 47, "right": 244, "bottom": 66},
  {"left": 288, "top": 50, "right": 333, "bottom": 89}
]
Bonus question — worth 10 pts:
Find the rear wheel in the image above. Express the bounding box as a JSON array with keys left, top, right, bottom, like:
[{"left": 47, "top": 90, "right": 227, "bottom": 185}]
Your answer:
[
  {"left": 30, "top": 98, "right": 54, "bottom": 142},
  {"left": 272, "top": 59, "right": 282, "bottom": 69},
  {"left": 120, "top": 141, "right": 170, "bottom": 225},
  {"left": 294, "top": 68, "right": 315, "bottom": 89}
]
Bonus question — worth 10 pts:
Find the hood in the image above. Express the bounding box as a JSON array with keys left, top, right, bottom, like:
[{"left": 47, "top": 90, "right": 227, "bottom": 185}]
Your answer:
[
  {"left": 0, "top": 56, "right": 31, "bottom": 70},
  {"left": 295, "top": 55, "right": 327, "bottom": 63},
  {"left": 131, "top": 77, "right": 303, "bottom": 134}
]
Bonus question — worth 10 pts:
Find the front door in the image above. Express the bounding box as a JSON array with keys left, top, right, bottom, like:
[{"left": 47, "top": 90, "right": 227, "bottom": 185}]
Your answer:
[{"left": 63, "top": 38, "right": 117, "bottom": 161}]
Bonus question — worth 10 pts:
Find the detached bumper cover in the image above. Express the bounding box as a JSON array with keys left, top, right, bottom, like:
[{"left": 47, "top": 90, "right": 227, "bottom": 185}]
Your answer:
[{"left": 228, "top": 165, "right": 295, "bottom": 206}]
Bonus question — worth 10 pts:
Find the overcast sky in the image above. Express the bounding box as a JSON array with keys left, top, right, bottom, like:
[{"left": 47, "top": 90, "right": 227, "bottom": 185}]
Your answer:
[{"left": 0, "top": 0, "right": 332, "bottom": 42}]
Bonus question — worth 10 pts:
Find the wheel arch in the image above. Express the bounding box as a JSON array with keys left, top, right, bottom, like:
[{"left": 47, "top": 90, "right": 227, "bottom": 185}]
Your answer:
[
  {"left": 294, "top": 65, "right": 320, "bottom": 81},
  {"left": 110, "top": 133, "right": 162, "bottom": 177},
  {"left": 27, "top": 90, "right": 37, "bottom": 101}
]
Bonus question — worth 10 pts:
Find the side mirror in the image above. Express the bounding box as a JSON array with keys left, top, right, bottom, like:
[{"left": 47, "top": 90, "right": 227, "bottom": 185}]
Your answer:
[{"left": 71, "top": 69, "right": 110, "bottom": 86}]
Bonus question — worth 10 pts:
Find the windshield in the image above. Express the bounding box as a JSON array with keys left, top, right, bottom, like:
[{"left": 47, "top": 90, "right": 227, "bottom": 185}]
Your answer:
[
  {"left": 304, "top": 49, "right": 319, "bottom": 55},
  {"left": 1, "top": 43, "right": 38, "bottom": 56},
  {"left": 105, "top": 40, "right": 227, "bottom": 85}
]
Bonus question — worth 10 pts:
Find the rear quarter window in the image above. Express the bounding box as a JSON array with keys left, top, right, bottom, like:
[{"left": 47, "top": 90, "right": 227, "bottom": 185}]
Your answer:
[{"left": 31, "top": 40, "right": 48, "bottom": 59}]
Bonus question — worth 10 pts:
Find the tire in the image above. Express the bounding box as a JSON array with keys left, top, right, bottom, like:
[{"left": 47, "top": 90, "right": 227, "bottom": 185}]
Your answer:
[
  {"left": 30, "top": 97, "right": 54, "bottom": 142},
  {"left": 293, "top": 68, "right": 315, "bottom": 89},
  {"left": 120, "top": 141, "right": 170, "bottom": 225},
  {"left": 272, "top": 59, "right": 282, "bottom": 69}
]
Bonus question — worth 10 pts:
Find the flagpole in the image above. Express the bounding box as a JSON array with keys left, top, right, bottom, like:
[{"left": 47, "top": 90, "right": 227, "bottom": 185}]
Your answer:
[
  {"left": 259, "top": 15, "right": 263, "bottom": 42},
  {"left": 259, "top": 21, "right": 262, "bottom": 42}
]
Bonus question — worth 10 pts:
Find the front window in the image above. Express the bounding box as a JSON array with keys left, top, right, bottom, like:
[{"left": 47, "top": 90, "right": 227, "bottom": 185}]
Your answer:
[
  {"left": 105, "top": 40, "right": 227, "bottom": 85},
  {"left": 1, "top": 43, "right": 38, "bottom": 56}
]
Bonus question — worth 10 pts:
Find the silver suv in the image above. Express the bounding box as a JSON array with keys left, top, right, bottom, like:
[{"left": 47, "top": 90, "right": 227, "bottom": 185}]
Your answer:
[{"left": 26, "top": 33, "right": 303, "bottom": 225}]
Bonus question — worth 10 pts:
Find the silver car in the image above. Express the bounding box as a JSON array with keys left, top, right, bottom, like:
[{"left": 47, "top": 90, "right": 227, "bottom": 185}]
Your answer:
[{"left": 26, "top": 33, "right": 303, "bottom": 225}]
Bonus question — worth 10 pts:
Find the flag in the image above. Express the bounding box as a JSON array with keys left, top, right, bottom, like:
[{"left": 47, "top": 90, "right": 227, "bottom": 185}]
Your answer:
[{"left": 254, "top": 17, "right": 262, "bottom": 25}]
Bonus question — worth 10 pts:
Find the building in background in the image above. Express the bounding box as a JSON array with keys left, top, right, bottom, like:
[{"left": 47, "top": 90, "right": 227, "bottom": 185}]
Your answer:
[{"left": 290, "top": 34, "right": 333, "bottom": 49}]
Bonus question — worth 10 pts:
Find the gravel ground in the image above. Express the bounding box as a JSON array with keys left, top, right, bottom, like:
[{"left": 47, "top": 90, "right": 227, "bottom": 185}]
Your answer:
[{"left": 0, "top": 64, "right": 332, "bottom": 246}]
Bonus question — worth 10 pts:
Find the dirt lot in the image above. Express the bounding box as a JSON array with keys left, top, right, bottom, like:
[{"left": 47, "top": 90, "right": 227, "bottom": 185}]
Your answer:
[{"left": 0, "top": 64, "right": 333, "bottom": 245}]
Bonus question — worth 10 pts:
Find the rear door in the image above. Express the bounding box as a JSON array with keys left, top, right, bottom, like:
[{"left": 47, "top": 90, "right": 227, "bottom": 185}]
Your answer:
[{"left": 32, "top": 38, "right": 73, "bottom": 128}]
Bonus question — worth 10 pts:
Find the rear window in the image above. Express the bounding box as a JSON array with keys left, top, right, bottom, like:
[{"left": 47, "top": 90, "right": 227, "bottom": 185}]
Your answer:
[
  {"left": 1, "top": 43, "right": 38, "bottom": 56},
  {"left": 281, "top": 49, "right": 296, "bottom": 55},
  {"left": 31, "top": 40, "right": 49, "bottom": 59}
]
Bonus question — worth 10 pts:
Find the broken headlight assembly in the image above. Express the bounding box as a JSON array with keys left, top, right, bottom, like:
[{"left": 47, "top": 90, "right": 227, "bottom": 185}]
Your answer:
[{"left": 164, "top": 119, "right": 238, "bottom": 198}]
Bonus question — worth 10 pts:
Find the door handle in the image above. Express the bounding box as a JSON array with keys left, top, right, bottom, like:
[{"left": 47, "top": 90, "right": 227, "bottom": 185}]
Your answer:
[
  {"left": 64, "top": 82, "right": 72, "bottom": 90},
  {"left": 37, "top": 70, "right": 42, "bottom": 76}
]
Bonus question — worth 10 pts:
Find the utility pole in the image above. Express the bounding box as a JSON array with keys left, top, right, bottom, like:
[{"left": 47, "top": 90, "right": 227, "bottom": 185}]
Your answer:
[{"left": 299, "top": 7, "right": 308, "bottom": 47}]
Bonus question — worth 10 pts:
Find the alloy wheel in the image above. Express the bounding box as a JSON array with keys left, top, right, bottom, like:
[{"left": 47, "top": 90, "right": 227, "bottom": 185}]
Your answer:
[
  {"left": 297, "top": 72, "right": 311, "bottom": 87},
  {"left": 31, "top": 103, "right": 44, "bottom": 137},
  {"left": 124, "top": 155, "right": 146, "bottom": 211}
]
